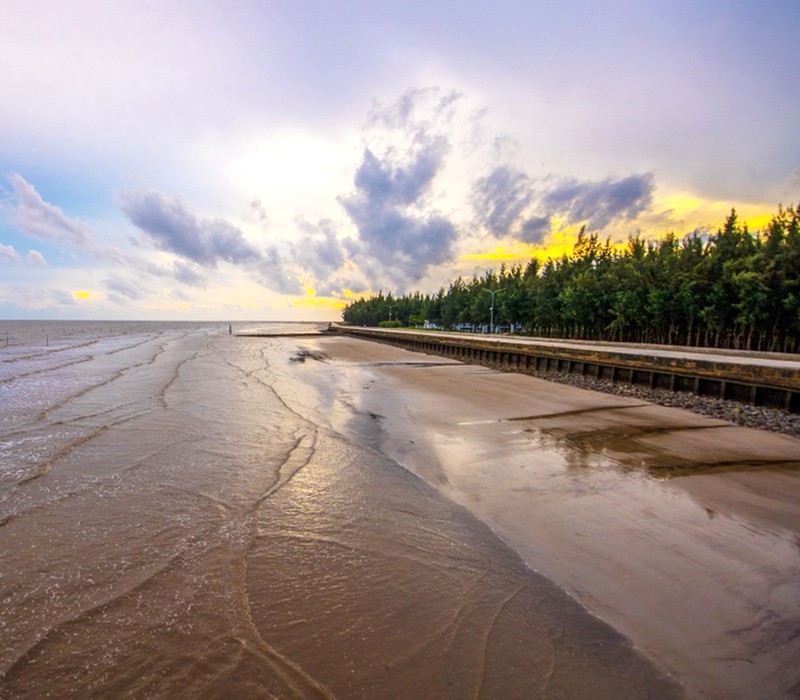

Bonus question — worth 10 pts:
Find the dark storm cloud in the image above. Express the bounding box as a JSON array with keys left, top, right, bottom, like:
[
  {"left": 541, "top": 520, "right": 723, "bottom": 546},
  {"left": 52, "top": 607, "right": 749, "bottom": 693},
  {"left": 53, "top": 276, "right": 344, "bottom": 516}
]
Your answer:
[
  {"left": 519, "top": 216, "right": 551, "bottom": 243},
  {"left": 472, "top": 169, "right": 656, "bottom": 242},
  {"left": 472, "top": 166, "right": 535, "bottom": 237},
  {"left": 353, "top": 144, "right": 445, "bottom": 208},
  {"left": 541, "top": 173, "right": 655, "bottom": 230},
  {"left": 118, "top": 188, "right": 261, "bottom": 267},
  {"left": 340, "top": 142, "right": 458, "bottom": 284}
]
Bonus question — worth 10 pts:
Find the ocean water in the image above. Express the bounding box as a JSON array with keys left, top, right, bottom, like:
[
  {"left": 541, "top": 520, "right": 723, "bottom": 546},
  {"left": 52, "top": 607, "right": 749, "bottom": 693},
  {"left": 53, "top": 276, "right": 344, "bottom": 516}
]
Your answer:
[{"left": 0, "top": 321, "right": 678, "bottom": 698}]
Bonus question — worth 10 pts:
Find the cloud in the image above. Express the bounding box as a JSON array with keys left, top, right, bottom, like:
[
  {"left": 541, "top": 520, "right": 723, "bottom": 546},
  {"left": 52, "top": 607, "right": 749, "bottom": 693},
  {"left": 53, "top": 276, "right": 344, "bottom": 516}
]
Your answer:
[
  {"left": 471, "top": 169, "right": 656, "bottom": 243},
  {"left": 25, "top": 250, "right": 47, "bottom": 267},
  {"left": 105, "top": 278, "right": 142, "bottom": 300},
  {"left": 288, "top": 219, "right": 370, "bottom": 296},
  {"left": 118, "top": 185, "right": 305, "bottom": 295},
  {"left": 4, "top": 174, "right": 96, "bottom": 250},
  {"left": 294, "top": 218, "right": 346, "bottom": 279},
  {"left": 340, "top": 140, "right": 458, "bottom": 286},
  {"left": 0, "top": 283, "right": 77, "bottom": 309},
  {"left": 249, "top": 198, "right": 270, "bottom": 224},
  {"left": 2, "top": 174, "right": 127, "bottom": 264},
  {"left": 255, "top": 246, "right": 304, "bottom": 295},
  {"left": 519, "top": 216, "right": 552, "bottom": 242},
  {"left": 323, "top": 88, "right": 487, "bottom": 291},
  {"left": 0, "top": 243, "right": 22, "bottom": 264},
  {"left": 541, "top": 173, "right": 655, "bottom": 231},
  {"left": 173, "top": 260, "right": 207, "bottom": 287},
  {"left": 367, "top": 87, "right": 463, "bottom": 134},
  {"left": 51, "top": 289, "right": 77, "bottom": 305},
  {"left": 353, "top": 145, "right": 445, "bottom": 207},
  {"left": 472, "top": 166, "right": 535, "bottom": 237},
  {"left": 118, "top": 187, "right": 262, "bottom": 267}
]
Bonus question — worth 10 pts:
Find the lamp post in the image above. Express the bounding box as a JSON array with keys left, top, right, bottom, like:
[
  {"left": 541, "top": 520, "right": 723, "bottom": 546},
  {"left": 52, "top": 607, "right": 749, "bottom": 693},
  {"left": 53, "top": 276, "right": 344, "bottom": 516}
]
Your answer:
[
  {"left": 388, "top": 305, "right": 394, "bottom": 322},
  {"left": 483, "top": 288, "right": 500, "bottom": 334}
]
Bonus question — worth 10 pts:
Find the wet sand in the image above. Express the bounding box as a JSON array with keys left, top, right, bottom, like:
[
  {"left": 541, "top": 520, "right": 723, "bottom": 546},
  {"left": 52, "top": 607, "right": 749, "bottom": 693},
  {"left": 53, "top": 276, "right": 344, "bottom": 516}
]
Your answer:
[
  {"left": 0, "top": 327, "right": 680, "bottom": 698},
  {"left": 299, "top": 335, "right": 800, "bottom": 699}
]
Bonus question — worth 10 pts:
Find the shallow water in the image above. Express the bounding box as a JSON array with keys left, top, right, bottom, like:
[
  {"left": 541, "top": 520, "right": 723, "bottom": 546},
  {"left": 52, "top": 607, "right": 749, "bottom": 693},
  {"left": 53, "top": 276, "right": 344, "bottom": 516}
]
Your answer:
[{"left": 0, "top": 322, "right": 680, "bottom": 697}]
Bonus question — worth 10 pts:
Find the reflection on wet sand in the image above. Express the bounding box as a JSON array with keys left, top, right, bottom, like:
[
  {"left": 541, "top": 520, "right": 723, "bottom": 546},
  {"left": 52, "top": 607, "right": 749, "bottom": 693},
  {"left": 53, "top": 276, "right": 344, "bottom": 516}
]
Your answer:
[
  {"left": 522, "top": 406, "right": 800, "bottom": 477},
  {"left": 307, "top": 335, "right": 800, "bottom": 699},
  {"left": 0, "top": 326, "right": 680, "bottom": 698},
  {"left": 247, "top": 431, "right": 679, "bottom": 698}
]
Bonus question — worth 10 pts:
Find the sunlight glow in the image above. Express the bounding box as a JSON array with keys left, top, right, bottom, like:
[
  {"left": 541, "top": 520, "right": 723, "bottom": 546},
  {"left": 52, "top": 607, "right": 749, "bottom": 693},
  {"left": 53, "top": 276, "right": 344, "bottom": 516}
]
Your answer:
[
  {"left": 293, "top": 295, "right": 347, "bottom": 310},
  {"left": 460, "top": 245, "right": 530, "bottom": 262},
  {"left": 226, "top": 129, "right": 355, "bottom": 227},
  {"left": 643, "top": 191, "right": 776, "bottom": 234}
]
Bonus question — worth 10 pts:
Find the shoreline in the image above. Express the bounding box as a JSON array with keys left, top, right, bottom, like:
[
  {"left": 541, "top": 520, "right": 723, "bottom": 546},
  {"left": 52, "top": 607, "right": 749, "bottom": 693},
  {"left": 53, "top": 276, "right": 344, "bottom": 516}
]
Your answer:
[{"left": 306, "top": 335, "right": 800, "bottom": 698}]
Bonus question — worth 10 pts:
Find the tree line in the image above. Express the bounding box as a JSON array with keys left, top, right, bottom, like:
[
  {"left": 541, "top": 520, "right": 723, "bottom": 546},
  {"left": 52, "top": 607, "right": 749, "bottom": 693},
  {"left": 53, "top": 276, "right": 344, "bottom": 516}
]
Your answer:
[{"left": 342, "top": 205, "right": 800, "bottom": 352}]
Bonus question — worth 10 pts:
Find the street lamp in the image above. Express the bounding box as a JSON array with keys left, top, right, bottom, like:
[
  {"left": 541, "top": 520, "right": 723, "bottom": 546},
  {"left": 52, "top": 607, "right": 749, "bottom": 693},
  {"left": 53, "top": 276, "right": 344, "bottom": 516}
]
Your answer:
[
  {"left": 483, "top": 288, "right": 501, "bottom": 334},
  {"left": 388, "top": 304, "right": 394, "bottom": 322}
]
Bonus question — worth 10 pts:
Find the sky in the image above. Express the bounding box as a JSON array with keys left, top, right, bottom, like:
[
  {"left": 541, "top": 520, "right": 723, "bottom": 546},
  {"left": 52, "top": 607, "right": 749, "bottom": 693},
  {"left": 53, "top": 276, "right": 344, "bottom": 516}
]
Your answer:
[{"left": 1, "top": 0, "right": 798, "bottom": 320}]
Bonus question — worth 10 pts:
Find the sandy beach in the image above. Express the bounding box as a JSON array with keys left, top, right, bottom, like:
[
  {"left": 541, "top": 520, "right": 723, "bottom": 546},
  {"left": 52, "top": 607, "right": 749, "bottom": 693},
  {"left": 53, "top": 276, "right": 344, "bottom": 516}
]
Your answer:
[
  {"left": 3, "top": 323, "right": 797, "bottom": 697},
  {"left": 1, "top": 324, "right": 682, "bottom": 698},
  {"left": 281, "top": 334, "right": 800, "bottom": 699}
]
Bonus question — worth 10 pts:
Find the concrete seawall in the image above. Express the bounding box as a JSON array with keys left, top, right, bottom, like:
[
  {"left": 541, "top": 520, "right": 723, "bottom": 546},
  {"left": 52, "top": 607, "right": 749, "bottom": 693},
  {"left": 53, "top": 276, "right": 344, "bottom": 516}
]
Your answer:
[{"left": 330, "top": 325, "right": 800, "bottom": 413}]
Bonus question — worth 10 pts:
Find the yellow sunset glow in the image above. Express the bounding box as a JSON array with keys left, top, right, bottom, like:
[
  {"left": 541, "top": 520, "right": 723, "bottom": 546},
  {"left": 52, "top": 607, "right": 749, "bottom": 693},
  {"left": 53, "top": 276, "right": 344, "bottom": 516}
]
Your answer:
[
  {"left": 460, "top": 244, "right": 530, "bottom": 262},
  {"left": 459, "top": 230, "right": 590, "bottom": 268},
  {"left": 73, "top": 291, "right": 91, "bottom": 299},
  {"left": 294, "top": 295, "right": 347, "bottom": 310},
  {"left": 644, "top": 191, "right": 776, "bottom": 233}
]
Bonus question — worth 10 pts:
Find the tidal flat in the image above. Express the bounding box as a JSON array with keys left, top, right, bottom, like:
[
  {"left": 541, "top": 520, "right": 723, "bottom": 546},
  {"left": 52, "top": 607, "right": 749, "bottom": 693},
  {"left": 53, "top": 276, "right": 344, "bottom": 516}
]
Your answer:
[
  {"left": 306, "top": 334, "right": 800, "bottom": 699},
  {"left": 0, "top": 322, "right": 678, "bottom": 698}
]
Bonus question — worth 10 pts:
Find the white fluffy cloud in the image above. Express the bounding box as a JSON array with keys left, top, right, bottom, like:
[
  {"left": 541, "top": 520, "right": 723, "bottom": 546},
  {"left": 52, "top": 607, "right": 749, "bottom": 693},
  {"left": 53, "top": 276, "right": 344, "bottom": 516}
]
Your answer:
[
  {"left": 6, "top": 174, "right": 96, "bottom": 250},
  {"left": 25, "top": 250, "right": 47, "bottom": 267}
]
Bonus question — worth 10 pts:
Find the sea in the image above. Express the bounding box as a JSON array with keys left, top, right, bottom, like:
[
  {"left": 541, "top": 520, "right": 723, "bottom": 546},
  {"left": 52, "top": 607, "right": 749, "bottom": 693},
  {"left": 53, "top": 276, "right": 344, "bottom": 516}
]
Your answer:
[{"left": 0, "top": 320, "right": 679, "bottom": 698}]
